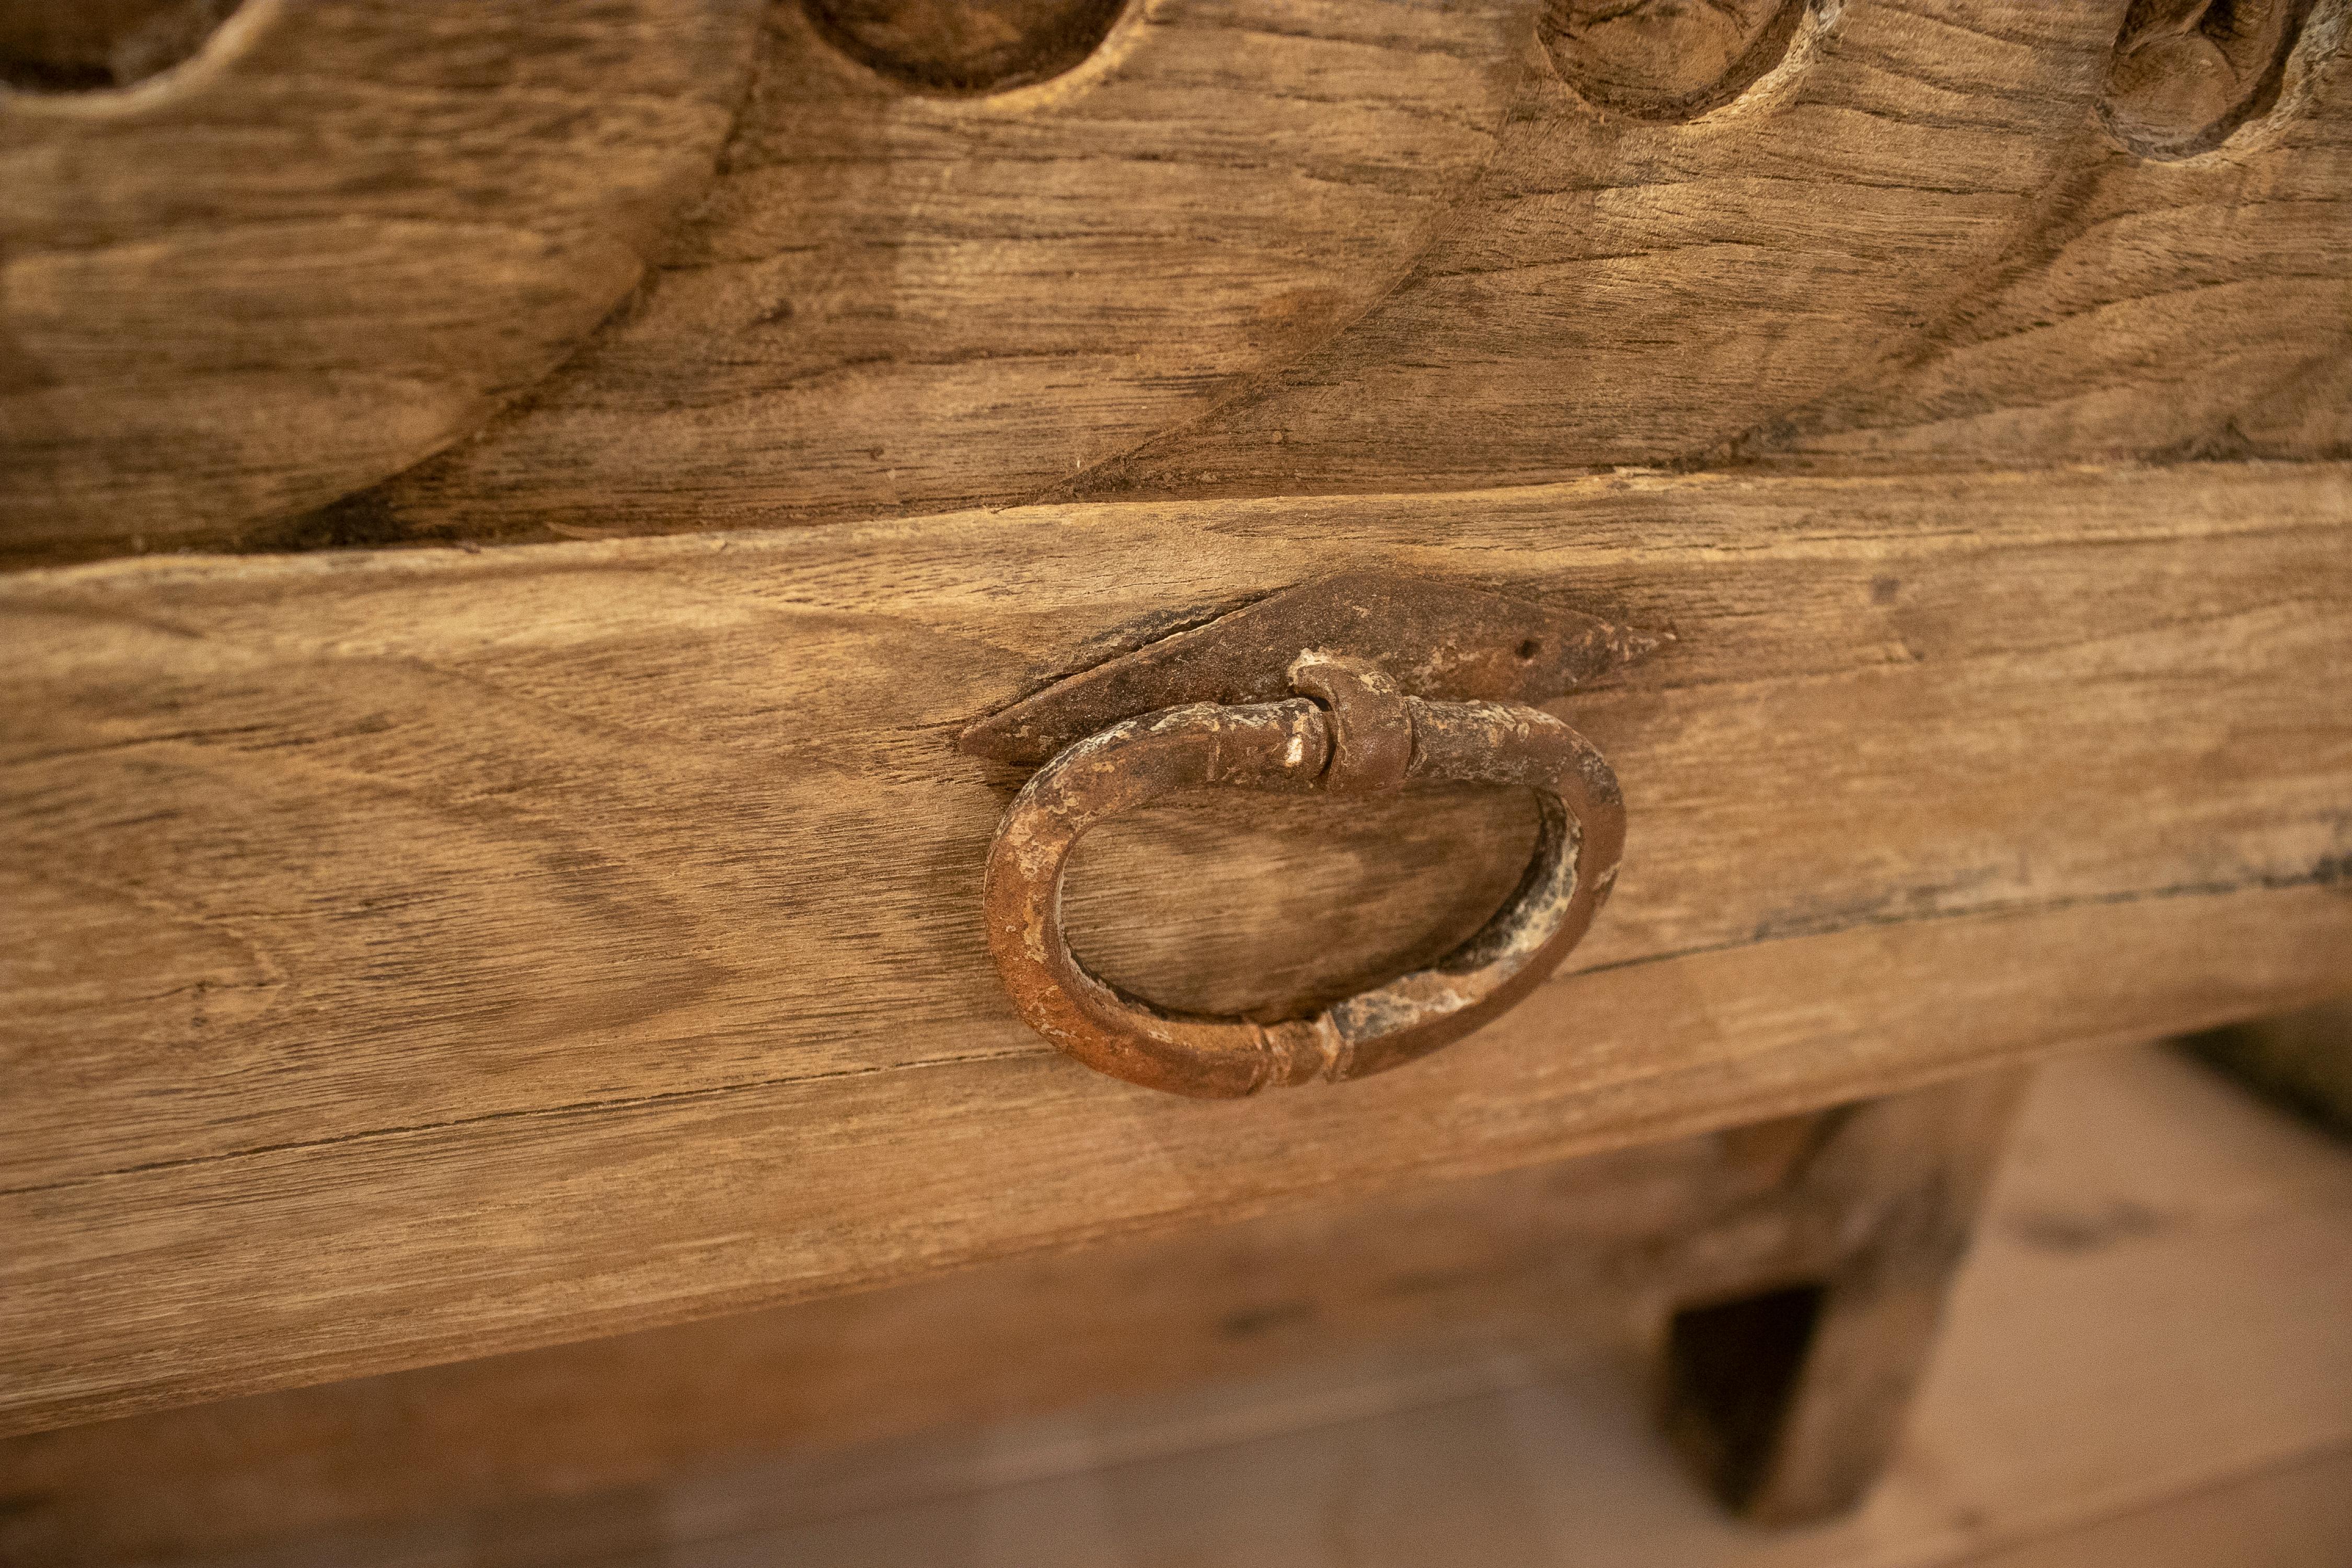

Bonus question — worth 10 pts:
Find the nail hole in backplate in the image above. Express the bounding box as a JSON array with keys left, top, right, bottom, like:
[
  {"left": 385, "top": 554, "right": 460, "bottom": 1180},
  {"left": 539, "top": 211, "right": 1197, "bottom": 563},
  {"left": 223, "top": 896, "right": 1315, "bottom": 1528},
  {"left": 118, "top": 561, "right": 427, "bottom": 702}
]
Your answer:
[
  {"left": 802, "top": 0, "right": 1132, "bottom": 95},
  {"left": 0, "top": 0, "right": 245, "bottom": 94}
]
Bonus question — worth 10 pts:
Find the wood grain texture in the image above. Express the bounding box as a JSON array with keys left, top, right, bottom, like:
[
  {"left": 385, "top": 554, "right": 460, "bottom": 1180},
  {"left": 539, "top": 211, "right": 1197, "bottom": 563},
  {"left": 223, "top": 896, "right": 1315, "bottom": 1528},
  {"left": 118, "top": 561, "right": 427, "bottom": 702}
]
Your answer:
[
  {"left": 347, "top": 0, "right": 1531, "bottom": 547},
  {"left": 1062, "top": 0, "right": 2137, "bottom": 500},
  {"left": 1740, "top": 0, "right": 2352, "bottom": 469},
  {"left": 0, "top": 0, "right": 762, "bottom": 556},
  {"left": 4, "top": 462, "right": 2349, "bottom": 1433},
  {"left": 664, "top": 1048, "right": 2351, "bottom": 1568},
  {"left": 2102, "top": 0, "right": 2322, "bottom": 158},
  {"left": 804, "top": 0, "right": 1136, "bottom": 93},
  {"left": 3, "top": 0, "right": 2343, "bottom": 559},
  {"left": 1539, "top": 0, "right": 1811, "bottom": 119},
  {"left": 11, "top": 1046, "right": 2350, "bottom": 1566},
  {"left": 0, "top": 1119, "right": 1792, "bottom": 1562},
  {"left": 339, "top": 0, "right": 2352, "bottom": 548}
]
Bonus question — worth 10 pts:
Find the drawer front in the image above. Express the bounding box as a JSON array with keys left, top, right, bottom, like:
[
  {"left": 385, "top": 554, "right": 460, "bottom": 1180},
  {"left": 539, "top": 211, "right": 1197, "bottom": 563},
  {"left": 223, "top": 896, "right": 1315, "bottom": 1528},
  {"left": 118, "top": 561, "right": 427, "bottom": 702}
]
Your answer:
[{"left": 8, "top": 465, "right": 2352, "bottom": 1432}]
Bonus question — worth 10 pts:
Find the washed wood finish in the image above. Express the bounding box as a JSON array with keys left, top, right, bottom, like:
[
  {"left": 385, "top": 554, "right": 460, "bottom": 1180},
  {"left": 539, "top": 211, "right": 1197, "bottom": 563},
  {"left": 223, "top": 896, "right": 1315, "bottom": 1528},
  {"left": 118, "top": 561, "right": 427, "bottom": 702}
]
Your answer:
[
  {"left": 3, "top": 0, "right": 2343, "bottom": 559},
  {"left": 10, "top": 1047, "right": 2350, "bottom": 1565},
  {"left": 0, "top": 0, "right": 761, "bottom": 557},
  {"left": 1751, "top": 2, "right": 2352, "bottom": 468},
  {"left": 5, "top": 462, "right": 2350, "bottom": 1433},
  {"left": 362, "top": 0, "right": 2351, "bottom": 543},
  {"left": 0, "top": 1117, "right": 1796, "bottom": 1563},
  {"left": 3, "top": 0, "right": 2348, "bottom": 1518}
]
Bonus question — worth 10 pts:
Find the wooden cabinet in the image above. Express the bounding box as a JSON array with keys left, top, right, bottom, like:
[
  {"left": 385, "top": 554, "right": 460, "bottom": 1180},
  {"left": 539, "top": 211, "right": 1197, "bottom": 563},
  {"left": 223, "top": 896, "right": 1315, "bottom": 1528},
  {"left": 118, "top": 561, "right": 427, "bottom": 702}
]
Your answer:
[{"left": 4, "top": 0, "right": 2348, "bottom": 1538}]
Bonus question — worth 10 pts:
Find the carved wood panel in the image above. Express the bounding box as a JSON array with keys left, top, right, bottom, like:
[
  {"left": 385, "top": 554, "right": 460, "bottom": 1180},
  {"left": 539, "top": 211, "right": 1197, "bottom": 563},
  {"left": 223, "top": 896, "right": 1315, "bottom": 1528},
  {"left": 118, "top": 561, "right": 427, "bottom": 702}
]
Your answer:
[{"left": 3, "top": 0, "right": 2344, "bottom": 558}]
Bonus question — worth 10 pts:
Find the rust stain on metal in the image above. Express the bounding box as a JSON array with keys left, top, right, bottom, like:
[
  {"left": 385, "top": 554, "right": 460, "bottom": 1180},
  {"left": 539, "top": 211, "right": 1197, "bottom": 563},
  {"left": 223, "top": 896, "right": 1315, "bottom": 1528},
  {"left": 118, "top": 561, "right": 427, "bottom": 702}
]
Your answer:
[
  {"left": 1286, "top": 650, "right": 1412, "bottom": 793},
  {"left": 978, "top": 654, "right": 1628, "bottom": 1100},
  {"left": 959, "top": 571, "right": 1667, "bottom": 765}
]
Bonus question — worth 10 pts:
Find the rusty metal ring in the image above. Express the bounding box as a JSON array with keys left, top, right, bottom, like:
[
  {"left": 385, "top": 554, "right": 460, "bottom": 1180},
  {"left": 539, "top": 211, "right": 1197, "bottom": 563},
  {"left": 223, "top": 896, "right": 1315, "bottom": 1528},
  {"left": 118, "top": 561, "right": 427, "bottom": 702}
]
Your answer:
[{"left": 982, "top": 653, "right": 1625, "bottom": 1099}]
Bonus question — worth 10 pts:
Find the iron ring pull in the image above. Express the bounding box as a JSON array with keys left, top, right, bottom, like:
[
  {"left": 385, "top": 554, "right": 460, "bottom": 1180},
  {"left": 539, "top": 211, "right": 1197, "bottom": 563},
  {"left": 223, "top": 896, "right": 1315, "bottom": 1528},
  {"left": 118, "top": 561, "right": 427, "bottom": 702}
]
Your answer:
[{"left": 983, "top": 651, "right": 1626, "bottom": 1100}]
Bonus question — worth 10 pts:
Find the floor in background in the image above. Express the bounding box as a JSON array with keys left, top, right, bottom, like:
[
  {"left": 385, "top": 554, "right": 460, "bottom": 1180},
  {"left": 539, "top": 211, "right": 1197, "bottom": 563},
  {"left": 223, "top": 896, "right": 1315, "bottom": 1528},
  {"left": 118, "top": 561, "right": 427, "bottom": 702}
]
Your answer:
[{"left": 58, "top": 1046, "right": 2352, "bottom": 1566}]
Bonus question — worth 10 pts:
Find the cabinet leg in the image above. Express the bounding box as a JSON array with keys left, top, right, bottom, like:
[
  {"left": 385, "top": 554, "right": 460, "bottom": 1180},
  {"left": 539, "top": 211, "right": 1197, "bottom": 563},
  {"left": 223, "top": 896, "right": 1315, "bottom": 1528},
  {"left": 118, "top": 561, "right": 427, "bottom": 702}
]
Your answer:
[{"left": 1658, "top": 1067, "right": 2032, "bottom": 1525}]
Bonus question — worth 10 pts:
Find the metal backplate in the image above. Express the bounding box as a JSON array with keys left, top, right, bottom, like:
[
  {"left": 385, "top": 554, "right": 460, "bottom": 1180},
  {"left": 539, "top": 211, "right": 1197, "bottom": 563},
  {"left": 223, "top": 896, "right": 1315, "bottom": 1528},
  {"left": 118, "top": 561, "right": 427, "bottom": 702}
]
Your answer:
[{"left": 959, "top": 571, "right": 1667, "bottom": 766}]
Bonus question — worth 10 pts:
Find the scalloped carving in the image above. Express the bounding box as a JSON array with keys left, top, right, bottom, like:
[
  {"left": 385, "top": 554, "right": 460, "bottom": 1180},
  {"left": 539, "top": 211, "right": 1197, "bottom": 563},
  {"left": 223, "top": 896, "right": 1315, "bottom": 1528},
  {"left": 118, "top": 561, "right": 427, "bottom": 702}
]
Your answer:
[
  {"left": 0, "top": 0, "right": 762, "bottom": 559},
  {"left": 802, "top": 0, "right": 1128, "bottom": 94},
  {"left": 1540, "top": 0, "right": 1809, "bottom": 120},
  {"left": 0, "top": 0, "right": 243, "bottom": 93},
  {"left": 2102, "top": 0, "right": 2320, "bottom": 158}
]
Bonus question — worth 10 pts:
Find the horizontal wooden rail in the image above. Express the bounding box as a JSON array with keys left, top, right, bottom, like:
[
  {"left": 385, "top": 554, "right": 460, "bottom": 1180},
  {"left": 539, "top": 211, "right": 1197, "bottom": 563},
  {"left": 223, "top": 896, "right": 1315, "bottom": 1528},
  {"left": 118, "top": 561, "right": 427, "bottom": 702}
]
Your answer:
[{"left": 5, "top": 462, "right": 2350, "bottom": 1432}]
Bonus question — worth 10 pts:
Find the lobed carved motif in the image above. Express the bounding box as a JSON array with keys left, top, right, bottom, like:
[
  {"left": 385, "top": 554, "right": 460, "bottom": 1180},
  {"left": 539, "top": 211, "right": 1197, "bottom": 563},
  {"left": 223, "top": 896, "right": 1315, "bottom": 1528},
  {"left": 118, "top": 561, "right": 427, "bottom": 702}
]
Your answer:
[
  {"left": 1538, "top": 0, "right": 1810, "bottom": 119},
  {"left": 2102, "top": 0, "right": 2325, "bottom": 156},
  {"left": 801, "top": 0, "right": 1130, "bottom": 93},
  {"left": 2, "top": 0, "right": 2346, "bottom": 556}
]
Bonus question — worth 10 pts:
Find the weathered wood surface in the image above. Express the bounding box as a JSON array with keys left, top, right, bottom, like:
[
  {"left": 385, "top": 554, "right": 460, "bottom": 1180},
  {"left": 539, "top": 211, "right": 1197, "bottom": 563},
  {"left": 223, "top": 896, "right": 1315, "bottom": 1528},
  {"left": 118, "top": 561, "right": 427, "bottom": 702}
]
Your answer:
[
  {"left": 1076, "top": 0, "right": 2352, "bottom": 500},
  {"left": 472, "top": 1049, "right": 2352, "bottom": 1565},
  {"left": 396, "top": 0, "right": 2130, "bottom": 532},
  {"left": 370, "top": 0, "right": 1531, "bottom": 544},
  {"left": 10, "top": 1046, "right": 2351, "bottom": 1566},
  {"left": 0, "top": 0, "right": 760, "bottom": 557},
  {"left": 5, "top": 461, "right": 2350, "bottom": 1434},
  {"left": 370, "top": 0, "right": 2352, "bottom": 540},
  {"left": 5, "top": 0, "right": 2346, "bottom": 560},
  {"left": 0, "top": 1113, "right": 1787, "bottom": 1562},
  {"left": 1747, "top": 0, "right": 2352, "bottom": 470}
]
